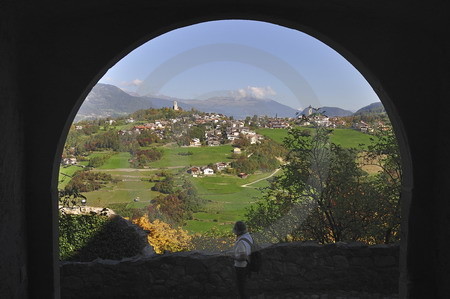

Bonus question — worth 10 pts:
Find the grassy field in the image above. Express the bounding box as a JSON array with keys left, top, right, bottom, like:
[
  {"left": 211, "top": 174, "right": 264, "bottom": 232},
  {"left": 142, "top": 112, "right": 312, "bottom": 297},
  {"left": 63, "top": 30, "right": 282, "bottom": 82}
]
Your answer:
[
  {"left": 74, "top": 166, "right": 276, "bottom": 234},
  {"left": 59, "top": 144, "right": 274, "bottom": 234},
  {"left": 331, "top": 128, "right": 374, "bottom": 149},
  {"left": 81, "top": 181, "right": 159, "bottom": 208},
  {"left": 148, "top": 144, "right": 234, "bottom": 168},
  {"left": 98, "top": 152, "right": 131, "bottom": 169},
  {"left": 256, "top": 128, "right": 288, "bottom": 144},
  {"left": 257, "top": 127, "right": 375, "bottom": 149},
  {"left": 59, "top": 128, "right": 375, "bottom": 235},
  {"left": 58, "top": 162, "right": 88, "bottom": 189},
  {"left": 184, "top": 171, "right": 275, "bottom": 233}
]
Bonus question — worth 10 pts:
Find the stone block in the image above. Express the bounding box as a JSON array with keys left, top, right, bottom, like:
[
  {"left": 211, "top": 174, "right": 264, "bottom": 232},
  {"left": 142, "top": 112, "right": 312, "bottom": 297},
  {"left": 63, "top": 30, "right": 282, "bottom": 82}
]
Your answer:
[
  {"left": 374, "top": 255, "right": 396, "bottom": 267},
  {"left": 333, "top": 255, "right": 349, "bottom": 268},
  {"left": 350, "top": 256, "right": 374, "bottom": 267}
]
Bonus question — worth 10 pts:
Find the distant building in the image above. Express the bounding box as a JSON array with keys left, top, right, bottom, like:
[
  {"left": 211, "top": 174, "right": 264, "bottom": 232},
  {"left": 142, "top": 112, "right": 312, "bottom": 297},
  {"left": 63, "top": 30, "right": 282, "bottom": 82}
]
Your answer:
[
  {"left": 62, "top": 157, "right": 77, "bottom": 165},
  {"left": 207, "top": 140, "right": 221, "bottom": 146},
  {"left": 173, "top": 101, "right": 179, "bottom": 111},
  {"left": 238, "top": 172, "right": 248, "bottom": 179},
  {"left": 203, "top": 168, "right": 214, "bottom": 175},
  {"left": 190, "top": 138, "right": 201, "bottom": 147},
  {"left": 215, "top": 162, "right": 229, "bottom": 172},
  {"left": 187, "top": 167, "right": 201, "bottom": 175}
]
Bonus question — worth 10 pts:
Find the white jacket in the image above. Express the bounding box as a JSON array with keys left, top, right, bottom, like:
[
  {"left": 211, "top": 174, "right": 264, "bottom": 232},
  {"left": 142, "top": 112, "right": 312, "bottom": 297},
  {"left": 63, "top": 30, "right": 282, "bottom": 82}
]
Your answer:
[{"left": 234, "top": 232, "right": 253, "bottom": 267}]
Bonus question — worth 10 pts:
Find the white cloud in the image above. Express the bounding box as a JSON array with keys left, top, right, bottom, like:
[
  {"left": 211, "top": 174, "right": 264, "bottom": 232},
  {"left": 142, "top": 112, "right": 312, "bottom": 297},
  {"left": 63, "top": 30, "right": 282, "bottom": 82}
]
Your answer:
[
  {"left": 235, "top": 86, "right": 276, "bottom": 99},
  {"left": 121, "top": 79, "right": 143, "bottom": 87},
  {"left": 102, "top": 76, "right": 114, "bottom": 82}
]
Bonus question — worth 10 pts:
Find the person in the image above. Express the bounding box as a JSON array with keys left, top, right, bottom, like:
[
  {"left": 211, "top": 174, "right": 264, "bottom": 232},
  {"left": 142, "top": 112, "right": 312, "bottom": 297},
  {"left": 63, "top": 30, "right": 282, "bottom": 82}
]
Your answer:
[{"left": 233, "top": 220, "right": 253, "bottom": 299}]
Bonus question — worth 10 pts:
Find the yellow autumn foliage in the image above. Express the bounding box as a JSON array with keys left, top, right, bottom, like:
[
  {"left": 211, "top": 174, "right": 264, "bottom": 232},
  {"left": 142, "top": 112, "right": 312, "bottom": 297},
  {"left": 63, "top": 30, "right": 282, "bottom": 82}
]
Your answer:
[{"left": 133, "top": 216, "right": 192, "bottom": 254}]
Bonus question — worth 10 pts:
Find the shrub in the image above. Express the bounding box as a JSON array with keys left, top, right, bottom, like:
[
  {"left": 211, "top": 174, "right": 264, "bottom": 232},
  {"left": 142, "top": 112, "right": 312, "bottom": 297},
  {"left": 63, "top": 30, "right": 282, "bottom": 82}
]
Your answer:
[
  {"left": 59, "top": 214, "right": 147, "bottom": 261},
  {"left": 65, "top": 171, "right": 113, "bottom": 192},
  {"left": 177, "top": 151, "right": 193, "bottom": 156},
  {"left": 133, "top": 216, "right": 191, "bottom": 254}
]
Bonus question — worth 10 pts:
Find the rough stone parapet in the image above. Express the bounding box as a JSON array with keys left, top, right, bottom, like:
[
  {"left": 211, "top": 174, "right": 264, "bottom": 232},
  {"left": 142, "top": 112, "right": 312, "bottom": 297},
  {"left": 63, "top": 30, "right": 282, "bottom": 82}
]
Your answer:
[{"left": 61, "top": 242, "right": 399, "bottom": 298}]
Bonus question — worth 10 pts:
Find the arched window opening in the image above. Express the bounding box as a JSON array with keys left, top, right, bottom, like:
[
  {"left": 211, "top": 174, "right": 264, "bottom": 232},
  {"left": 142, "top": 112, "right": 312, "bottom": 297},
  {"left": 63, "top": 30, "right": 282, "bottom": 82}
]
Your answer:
[{"left": 58, "top": 20, "right": 402, "bottom": 262}]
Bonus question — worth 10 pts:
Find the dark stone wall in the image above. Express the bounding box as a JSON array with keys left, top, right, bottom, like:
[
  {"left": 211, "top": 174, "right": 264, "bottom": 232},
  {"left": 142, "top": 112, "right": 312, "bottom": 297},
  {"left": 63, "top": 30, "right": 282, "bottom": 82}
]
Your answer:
[
  {"left": 1, "top": 0, "right": 450, "bottom": 298},
  {"left": 61, "top": 242, "right": 399, "bottom": 298},
  {"left": 0, "top": 5, "right": 27, "bottom": 298}
]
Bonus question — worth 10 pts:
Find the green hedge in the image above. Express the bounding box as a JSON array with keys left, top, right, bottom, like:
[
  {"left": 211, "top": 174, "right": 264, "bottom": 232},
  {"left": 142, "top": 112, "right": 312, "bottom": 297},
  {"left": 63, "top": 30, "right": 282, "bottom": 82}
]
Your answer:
[{"left": 59, "top": 214, "right": 147, "bottom": 261}]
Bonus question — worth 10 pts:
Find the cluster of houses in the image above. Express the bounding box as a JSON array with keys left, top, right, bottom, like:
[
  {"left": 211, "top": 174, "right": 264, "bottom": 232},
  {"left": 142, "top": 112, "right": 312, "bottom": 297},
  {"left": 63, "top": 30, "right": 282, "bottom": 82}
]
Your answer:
[
  {"left": 187, "top": 162, "right": 230, "bottom": 177},
  {"left": 265, "top": 119, "right": 290, "bottom": 129},
  {"left": 61, "top": 157, "right": 78, "bottom": 165},
  {"left": 116, "top": 120, "right": 172, "bottom": 139},
  {"left": 352, "top": 120, "right": 389, "bottom": 133},
  {"left": 225, "top": 125, "right": 264, "bottom": 144},
  {"left": 297, "top": 113, "right": 334, "bottom": 128}
]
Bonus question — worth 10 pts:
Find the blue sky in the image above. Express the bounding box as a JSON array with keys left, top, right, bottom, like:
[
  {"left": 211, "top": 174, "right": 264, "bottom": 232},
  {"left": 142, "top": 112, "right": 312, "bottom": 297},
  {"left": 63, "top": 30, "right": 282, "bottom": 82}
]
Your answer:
[{"left": 99, "top": 20, "right": 380, "bottom": 112}]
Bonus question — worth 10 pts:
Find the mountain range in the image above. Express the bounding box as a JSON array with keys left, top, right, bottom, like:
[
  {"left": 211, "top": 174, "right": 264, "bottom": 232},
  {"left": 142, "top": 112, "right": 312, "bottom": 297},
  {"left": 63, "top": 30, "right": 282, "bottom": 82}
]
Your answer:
[
  {"left": 75, "top": 83, "right": 383, "bottom": 121},
  {"left": 353, "top": 102, "right": 385, "bottom": 115},
  {"left": 299, "top": 106, "right": 354, "bottom": 117}
]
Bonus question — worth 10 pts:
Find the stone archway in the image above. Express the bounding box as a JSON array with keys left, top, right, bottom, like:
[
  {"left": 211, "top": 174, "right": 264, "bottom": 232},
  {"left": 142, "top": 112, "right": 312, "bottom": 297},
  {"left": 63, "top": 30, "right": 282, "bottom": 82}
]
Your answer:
[
  {"left": 15, "top": 2, "right": 445, "bottom": 298},
  {"left": 57, "top": 17, "right": 412, "bottom": 297}
]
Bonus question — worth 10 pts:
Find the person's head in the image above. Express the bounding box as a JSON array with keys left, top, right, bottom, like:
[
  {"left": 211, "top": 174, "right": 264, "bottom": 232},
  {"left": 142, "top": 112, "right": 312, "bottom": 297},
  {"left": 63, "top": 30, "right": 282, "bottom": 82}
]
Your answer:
[{"left": 233, "top": 221, "right": 247, "bottom": 236}]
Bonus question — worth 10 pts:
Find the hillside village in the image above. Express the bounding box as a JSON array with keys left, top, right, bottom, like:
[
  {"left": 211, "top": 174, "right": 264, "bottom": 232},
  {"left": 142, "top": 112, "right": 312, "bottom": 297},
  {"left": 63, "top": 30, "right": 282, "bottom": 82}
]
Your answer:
[
  {"left": 63, "top": 102, "right": 389, "bottom": 179},
  {"left": 73, "top": 103, "right": 387, "bottom": 147}
]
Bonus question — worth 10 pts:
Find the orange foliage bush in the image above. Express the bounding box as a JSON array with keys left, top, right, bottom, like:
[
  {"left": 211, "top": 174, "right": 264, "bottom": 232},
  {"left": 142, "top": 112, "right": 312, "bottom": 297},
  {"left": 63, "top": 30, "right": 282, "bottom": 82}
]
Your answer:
[{"left": 133, "top": 216, "right": 191, "bottom": 254}]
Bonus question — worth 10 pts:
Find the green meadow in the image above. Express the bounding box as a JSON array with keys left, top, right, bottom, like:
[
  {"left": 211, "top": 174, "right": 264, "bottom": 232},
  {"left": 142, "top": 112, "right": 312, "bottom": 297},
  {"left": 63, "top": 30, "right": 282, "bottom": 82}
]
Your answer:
[
  {"left": 256, "top": 128, "right": 288, "bottom": 144},
  {"left": 59, "top": 129, "right": 373, "bottom": 234},
  {"left": 330, "top": 128, "right": 375, "bottom": 149},
  {"left": 148, "top": 144, "right": 234, "bottom": 168},
  {"left": 58, "top": 162, "right": 88, "bottom": 189},
  {"left": 72, "top": 165, "right": 276, "bottom": 233},
  {"left": 59, "top": 143, "right": 277, "bottom": 234},
  {"left": 257, "top": 127, "right": 374, "bottom": 149},
  {"left": 98, "top": 152, "right": 131, "bottom": 169},
  {"left": 82, "top": 183, "right": 160, "bottom": 208},
  {"left": 185, "top": 172, "right": 275, "bottom": 233}
]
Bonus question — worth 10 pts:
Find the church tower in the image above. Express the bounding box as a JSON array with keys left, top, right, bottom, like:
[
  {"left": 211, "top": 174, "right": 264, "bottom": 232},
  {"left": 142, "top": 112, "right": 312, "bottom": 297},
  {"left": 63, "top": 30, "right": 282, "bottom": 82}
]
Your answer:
[{"left": 173, "top": 101, "right": 179, "bottom": 111}]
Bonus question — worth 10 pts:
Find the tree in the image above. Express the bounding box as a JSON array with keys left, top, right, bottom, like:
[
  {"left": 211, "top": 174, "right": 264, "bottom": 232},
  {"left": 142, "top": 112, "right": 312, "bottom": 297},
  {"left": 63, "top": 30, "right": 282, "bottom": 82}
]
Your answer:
[
  {"left": 65, "top": 171, "right": 113, "bottom": 193},
  {"left": 188, "top": 125, "right": 206, "bottom": 142},
  {"left": 363, "top": 125, "right": 402, "bottom": 243},
  {"left": 233, "top": 134, "right": 251, "bottom": 148},
  {"left": 151, "top": 174, "right": 175, "bottom": 194},
  {"left": 151, "top": 194, "right": 185, "bottom": 223},
  {"left": 130, "top": 148, "right": 163, "bottom": 168},
  {"left": 179, "top": 179, "right": 205, "bottom": 212},
  {"left": 245, "top": 124, "right": 395, "bottom": 244}
]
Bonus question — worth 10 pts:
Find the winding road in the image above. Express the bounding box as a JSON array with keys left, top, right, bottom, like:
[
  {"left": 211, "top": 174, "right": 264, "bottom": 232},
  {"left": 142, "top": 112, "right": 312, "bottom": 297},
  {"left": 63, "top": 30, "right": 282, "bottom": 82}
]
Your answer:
[{"left": 241, "top": 168, "right": 281, "bottom": 187}]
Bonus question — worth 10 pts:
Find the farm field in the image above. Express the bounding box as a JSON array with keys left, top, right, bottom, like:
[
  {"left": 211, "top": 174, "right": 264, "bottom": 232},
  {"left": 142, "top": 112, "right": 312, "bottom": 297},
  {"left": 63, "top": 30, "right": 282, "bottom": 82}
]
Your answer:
[
  {"left": 330, "top": 128, "right": 375, "bottom": 149},
  {"left": 148, "top": 144, "right": 234, "bottom": 168},
  {"left": 185, "top": 171, "right": 277, "bottom": 233},
  {"left": 81, "top": 181, "right": 160, "bottom": 208},
  {"left": 59, "top": 144, "right": 277, "bottom": 234},
  {"left": 59, "top": 128, "right": 375, "bottom": 234},
  {"left": 58, "top": 162, "right": 88, "bottom": 189},
  {"left": 77, "top": 167, "right": 277, "bottom": 233},
  {"left": 256, "top": 127, "right": 375, "bottom": 149},
  {"left": 98, "top": 152, "right": 131, "bottom": 169}
]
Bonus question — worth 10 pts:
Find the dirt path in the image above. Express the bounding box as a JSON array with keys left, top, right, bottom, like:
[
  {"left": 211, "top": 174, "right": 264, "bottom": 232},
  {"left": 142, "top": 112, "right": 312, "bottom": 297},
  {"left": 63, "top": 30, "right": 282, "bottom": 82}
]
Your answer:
[{"left": 241, "top": 168, "right": 281, "bottom": 188}]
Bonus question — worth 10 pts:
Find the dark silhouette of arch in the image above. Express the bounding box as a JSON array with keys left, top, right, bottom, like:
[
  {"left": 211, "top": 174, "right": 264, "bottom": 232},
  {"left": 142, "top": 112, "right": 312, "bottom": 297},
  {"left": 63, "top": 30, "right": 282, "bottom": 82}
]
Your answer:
[{"left": 6, "top": 2, "right": 448, "bottom": 298}]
